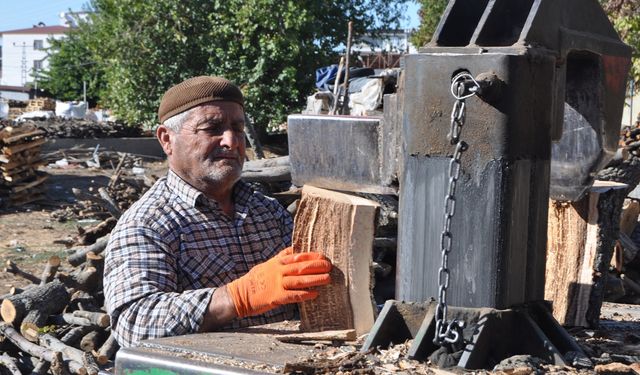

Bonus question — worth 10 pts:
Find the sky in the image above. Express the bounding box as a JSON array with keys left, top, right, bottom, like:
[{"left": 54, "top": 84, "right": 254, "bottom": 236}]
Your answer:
[
  {"left": 0, "top": 0, "right": 420, "bottom": 33},
  {"left": 0, "top": 0, "right": 89, "bottom": 32}
]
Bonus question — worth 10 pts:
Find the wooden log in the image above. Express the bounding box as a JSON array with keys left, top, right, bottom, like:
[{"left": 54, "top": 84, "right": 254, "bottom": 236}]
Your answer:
[
  {"left": 67, "top": 235, "right": 110, "bottom": 267},
  {"left": 274, "top": 329, "right": 356, "bottom": 343},
  {"left": 1, "top": 280, "right": 70, "bottom": 326},
  {"left": 545, "top": 182, "right": 627, "bottom": 327},
  {"left": 30, "top": 359, "right": 50, "bottom": 375},
  {"left": 20, "top": 310, "right": 49, "bottom": 342},
  {"left": 241, "top": 166, "right": 291, "bottom": 182},
  {"left": 620, "top": 199, "right": 640, "bottom": 236},
  {"left": 71, "top": 311, "right": 109, "bottom": 328},
  {"left": 76, "top": 218, "right": 117, "bottom": 246},
  {"left": 49, "top": 314, "right": 94, "bottom": 327},
  {"left": 80, "top": 331, "right": 101, "bottom": 353},
  {"left": 95, "top": 333, "right": 118, "bottom": 365},
  {"left": 0, "top": 323, "right": 60, "bottom": 364},
  {"left": 0, "top": 352, "right": 22, "bottom": 375},
  {"left": 58, "top": 267, "right": 99, "bottom": 293},
  {"left": 4, "top": 260, "right": 40, "bottom": 284},
  {"left": 39, "top": 334, "right": 98, "bottom": 375},
  {"left": 39, "top": 255, "right": 61, "bottom": 286},
  {"left": 60, "top": 326, "right": 93, "bottom": 347},
  {"left": 97, "top": 188, "right": 121, "bottom": 219},
  {"left": 621, "top": 274, "right": 640, "bottom": 295},
  {"left": 292, "top": 185, "right": 379, "bottom": 335}
]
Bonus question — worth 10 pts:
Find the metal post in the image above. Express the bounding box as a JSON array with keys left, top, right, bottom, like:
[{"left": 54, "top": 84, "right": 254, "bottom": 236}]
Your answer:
[
  {"left": 631, "top": 78, "right": 635, "bottom": 127},
  {"left": 83, "top": 80, "right": 87, "bottom": 104}
]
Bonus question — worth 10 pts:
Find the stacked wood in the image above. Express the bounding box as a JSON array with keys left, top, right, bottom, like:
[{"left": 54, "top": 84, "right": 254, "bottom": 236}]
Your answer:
[
  {"left": 30, "top": 119, "right": 143, "bottom": 139},
  {"left": 0, "top": 236, "right": 119, "bottom": 374},
  {"left": 292, "top": 185, "right": 379, "bottom": 336},
  {"left": 25, "top": 99, "right": 56, "bottom": 113},
  {"left": 0, "top": 124, "right": 48, "bottom": 207}
]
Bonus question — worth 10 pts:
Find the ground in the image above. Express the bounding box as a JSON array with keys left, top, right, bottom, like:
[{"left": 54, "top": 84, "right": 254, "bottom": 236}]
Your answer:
[{"left": 0, "top": 161, "right": 164, "bottom": 294}]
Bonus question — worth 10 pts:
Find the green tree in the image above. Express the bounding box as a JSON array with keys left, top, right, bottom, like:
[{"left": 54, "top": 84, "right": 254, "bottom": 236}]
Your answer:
[
  {"left": 38, "top": 20, "right": 106, "bottom": 106},
  {"left": 45, "top": 0, "right": 407, "bottom": 129},
  {"left": 410, "top": 0, "right": 447, "bottom": 48}
]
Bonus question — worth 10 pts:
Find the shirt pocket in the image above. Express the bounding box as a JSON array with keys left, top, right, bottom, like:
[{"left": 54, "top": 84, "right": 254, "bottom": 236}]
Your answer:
[{"left": 179, "top": 249, "right": 237, "bottom": 290}]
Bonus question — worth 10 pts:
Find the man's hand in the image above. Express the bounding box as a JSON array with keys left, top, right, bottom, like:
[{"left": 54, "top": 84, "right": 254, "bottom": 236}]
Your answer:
[{"left": 226, "top": 247, "right": 332, "bottom": 318}]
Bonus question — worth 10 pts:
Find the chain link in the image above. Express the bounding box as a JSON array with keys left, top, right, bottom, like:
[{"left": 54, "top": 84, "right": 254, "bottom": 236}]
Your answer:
[{"left": 434, "top": 72, "right": 479, "bottom": 347}]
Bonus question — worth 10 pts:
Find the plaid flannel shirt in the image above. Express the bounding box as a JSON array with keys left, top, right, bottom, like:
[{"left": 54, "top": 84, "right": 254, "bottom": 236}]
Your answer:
[{"left": 104, "top": 170, "right": 295, "bottom": 348}]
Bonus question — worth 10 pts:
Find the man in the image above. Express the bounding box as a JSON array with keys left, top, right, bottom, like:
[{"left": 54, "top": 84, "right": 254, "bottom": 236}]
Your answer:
[{"left": 104, "top": 76, "right": 332, "bottom": 348}]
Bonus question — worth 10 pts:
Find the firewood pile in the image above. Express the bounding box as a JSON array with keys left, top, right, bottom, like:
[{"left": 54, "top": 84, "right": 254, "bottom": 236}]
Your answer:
[
  {"left": 604, "top": 119, "right": 640, "bottom": 305},
  {"left": 31, "top": 120, "right": 143, "bottom": 139},
  {"left": 0, "top": 227, "right": 118, "bottom": 374},
  {"left": 51, "top": 155, "right": 157, "bottom": 223},
  {"left": 0, "top": 124, "right": 48, "bottom": 208}
]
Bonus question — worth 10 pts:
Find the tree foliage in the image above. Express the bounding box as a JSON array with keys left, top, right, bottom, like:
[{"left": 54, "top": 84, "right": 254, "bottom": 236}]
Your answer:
[
  {"left": 38, "top": 21, "right": 105, "bottom": 106},
  {"left": 43, "top": 0, "right": 407, "bottom": 129},
  {"left": 410, "top": 0, "right": 447, "bottom": 48}
]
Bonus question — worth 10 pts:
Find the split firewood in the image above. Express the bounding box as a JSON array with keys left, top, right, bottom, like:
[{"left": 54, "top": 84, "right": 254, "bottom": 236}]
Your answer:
[
  {"left": 80, "top": 331, "right": 102, "bottom": 353},
  {"left": 0, "top": 352, "right": 21, "bottom": 375},
  {"left": 39, "top": 255, "right": 61, "bottom": 286},
  {"left": 95, "top": 332, "right": 118, "bottom": 365},
  {"left": 4, "top": 260, "right": 41, "bottom": 284},
  {"left": 67, "top": 235, "right": 110, "bottom": 267},
  {"left": 39, "top": 334, "right": 98, "bottom": 375},
  {"left": 1, "top": 280, "right": 70, "bottom": 327},
  {"left": 274, "top": 329, "right": 357, "bottom": 343}
]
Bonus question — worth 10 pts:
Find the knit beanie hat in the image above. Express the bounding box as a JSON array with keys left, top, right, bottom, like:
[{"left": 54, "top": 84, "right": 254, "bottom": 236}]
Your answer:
[{"left": 158, "top": 76, "right": 244, "bottom": 123}]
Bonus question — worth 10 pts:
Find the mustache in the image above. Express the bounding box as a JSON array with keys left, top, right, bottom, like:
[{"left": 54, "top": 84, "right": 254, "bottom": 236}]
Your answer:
[{"left": 209, "top": 149, "right": 241, "bottom": 159}]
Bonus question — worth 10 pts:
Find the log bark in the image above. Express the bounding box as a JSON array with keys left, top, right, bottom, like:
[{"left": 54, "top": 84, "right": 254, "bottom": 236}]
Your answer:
[
  {"left": 76, "top": 218, "right": 116, "bottom": 246},
  {"left": 58, "top": 268, "right": 99, "bottom": 293},
  {"left": 67, "top": 235, "right": 110, "bottom": 267},
  {"left": 20, "top": 310, "right": 49, "bottom": 342},
  {"left": 545, "top": 183, "right": 627, "bottom": 327},
  {"left": 71, "top": 311, "right": 109, "bottom": 328},
  {"left": 0, "top": 352, "right": 22, "bottom": 375},
  {"left": 80, "top": 331, "right": 101, "bottom": 353},
  {"left": 4, "top": 260, "right": 40, "bottom": 284},
  {"left": 97, "top": 188, "right": 121, "bottom": 220},
  {"left": 39, "top": 255, "right": 61, "bottom": 286},
  {"left": 241, "top": 166, "right": 291, "bottom": 182},
  {"left": 1, "top": 280, "right": 70, "bottom": 326},
  {"left": 60, "top": 326, "right": 93, "bottom": 347},
  {"left": 292, "top": 185, "right": 379, "bottom": 335},
  {"left": 274, "top": 329, "right": 356, "bottom": 343},
  {"left": 49, "top": 314, "right": 95, "bottom": 327},
  {"left": 95, "top": 333, "right": 118, "bottom": 365},
  {"left": 39, "top": 334, "right": 98, "bottom": 375},
  {"left": 0, "top": 323, "right": 59, "bottom": 364}
]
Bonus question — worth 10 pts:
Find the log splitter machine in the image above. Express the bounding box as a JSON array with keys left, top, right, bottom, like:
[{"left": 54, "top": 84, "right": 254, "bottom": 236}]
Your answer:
[{"left": 114, "top": 0, "right": 631, "bottom": 372}]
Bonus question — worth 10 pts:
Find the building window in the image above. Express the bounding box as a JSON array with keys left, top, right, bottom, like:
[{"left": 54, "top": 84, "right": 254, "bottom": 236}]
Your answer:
[
  {"left": 33, "top": 60, "right": 43, "bottom": 71},
  {"left": 33, "top": 40, "right": 44, "bottom": 50}
]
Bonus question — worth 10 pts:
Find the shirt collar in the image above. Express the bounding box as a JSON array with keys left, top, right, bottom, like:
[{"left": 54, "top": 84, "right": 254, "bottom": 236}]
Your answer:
[{"left": 165, "top": 170, "right": 254, "bottom": 211}]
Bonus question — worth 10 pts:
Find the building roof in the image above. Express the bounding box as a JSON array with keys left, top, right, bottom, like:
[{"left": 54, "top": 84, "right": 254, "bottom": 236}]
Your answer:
[
  {"left": 0, "top": 25, "right": 69, "bottom": 35},
  {"left": 0, "top": 85, "right": 30, "bottom": 92}
]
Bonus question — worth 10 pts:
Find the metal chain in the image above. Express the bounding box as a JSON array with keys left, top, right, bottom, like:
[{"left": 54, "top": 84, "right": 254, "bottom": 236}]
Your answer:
[{"left": 434, "top": 72, "right": 480, "bottom": 347}]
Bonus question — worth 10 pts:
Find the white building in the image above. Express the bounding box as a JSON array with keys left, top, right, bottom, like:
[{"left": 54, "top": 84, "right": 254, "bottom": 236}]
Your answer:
[{"left": 0, "top": 24, "right": 69, "bottom": 99}]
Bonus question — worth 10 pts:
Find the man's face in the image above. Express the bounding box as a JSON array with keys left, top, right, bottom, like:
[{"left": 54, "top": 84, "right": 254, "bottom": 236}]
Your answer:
[{"left": 162, "top": 101, "right": 246, "bottom": 194}]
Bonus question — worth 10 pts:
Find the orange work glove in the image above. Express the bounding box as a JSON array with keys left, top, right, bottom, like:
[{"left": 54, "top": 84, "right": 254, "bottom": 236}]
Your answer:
[{"left": 226, "top": 247, "right": 332, "bottom": 318}]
